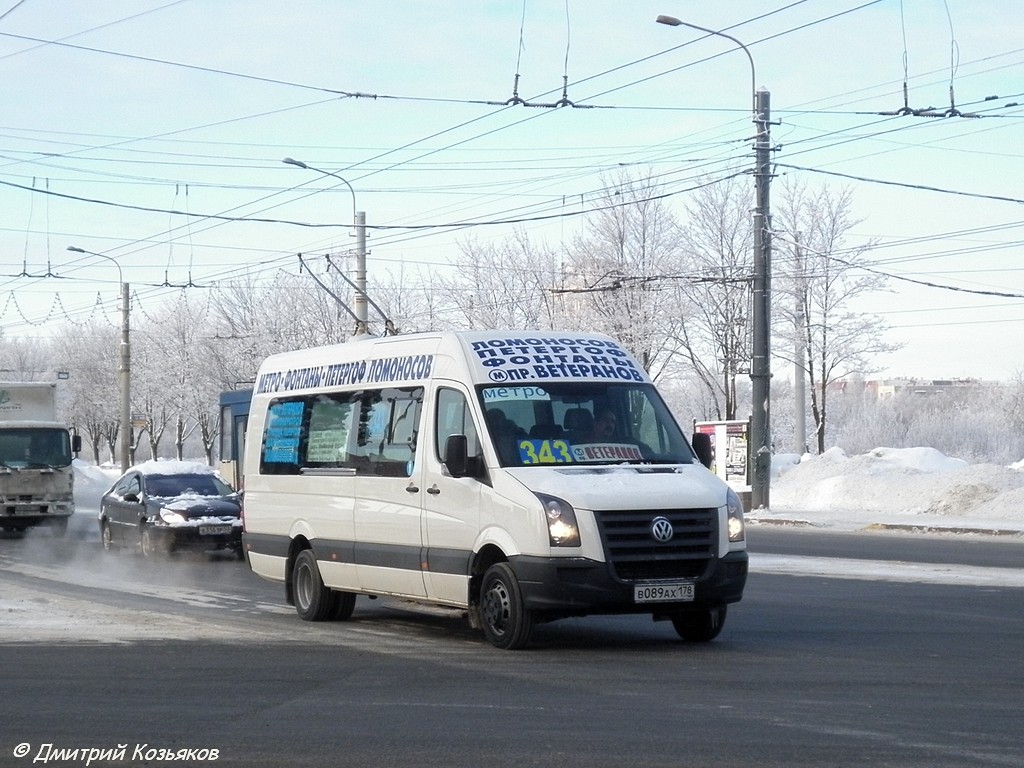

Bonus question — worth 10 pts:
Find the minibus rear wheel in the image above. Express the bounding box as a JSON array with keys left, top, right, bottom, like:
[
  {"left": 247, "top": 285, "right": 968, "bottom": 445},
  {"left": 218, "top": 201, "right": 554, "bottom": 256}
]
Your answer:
[
  {"left": 293, "top": 549, "right": 335, "bottom": 621},
  {"left": 330, "top": 591, "right": 356, "bottom": 621},
  {"left": 480, "top": 562, "right": 534, "bottom": 650}
]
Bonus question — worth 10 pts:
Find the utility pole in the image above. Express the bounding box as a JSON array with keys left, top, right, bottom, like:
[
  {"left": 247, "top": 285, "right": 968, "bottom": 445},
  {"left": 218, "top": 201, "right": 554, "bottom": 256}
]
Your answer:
[
  {"left": 750, "top": 87, "right": 773, "bottom": 510},
  {"left": 353, "top": 210, "right": 368, "bottom": 336},
  {"left": 655, "top": 16, "right": 774, "bottom": 509},
  {"left": 793, "top": 234, "right": 806, "bottom": 455},
  {"left": 282, "top": 157, "right": 369, "bottom": 337},
  {"left": 118, "top": 280, "right": 131, "bottom": 474},
  {"left": 67, "top": 245, "right": 131, "bottom": 473}
]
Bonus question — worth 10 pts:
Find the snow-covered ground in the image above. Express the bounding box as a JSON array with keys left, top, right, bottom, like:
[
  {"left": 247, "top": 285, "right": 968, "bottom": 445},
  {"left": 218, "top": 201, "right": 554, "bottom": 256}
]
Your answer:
[{"left": 758, "top": 446, "right": 1024, "bottom": 535}]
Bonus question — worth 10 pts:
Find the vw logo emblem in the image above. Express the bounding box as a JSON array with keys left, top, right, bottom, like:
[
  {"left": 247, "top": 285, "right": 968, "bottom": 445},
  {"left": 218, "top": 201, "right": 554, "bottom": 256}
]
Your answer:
[{"left": 650, "top": 516, "right": 674, "bottom": 542}]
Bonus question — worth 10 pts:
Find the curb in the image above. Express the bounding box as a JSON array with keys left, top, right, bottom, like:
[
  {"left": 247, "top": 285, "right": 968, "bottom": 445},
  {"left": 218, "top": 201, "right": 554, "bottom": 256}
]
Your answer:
[
  {"left": 863, "top": 523, "right": 1024, "bottom": 537},
  {"left": 747, "top": 518, "right": 1024, "bottom": 537}
]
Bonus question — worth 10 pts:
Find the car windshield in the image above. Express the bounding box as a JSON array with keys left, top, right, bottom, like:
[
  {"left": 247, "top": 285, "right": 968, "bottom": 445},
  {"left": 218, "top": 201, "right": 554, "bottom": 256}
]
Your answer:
[
  {"left": 477, "top": 382, "right": 697, "bottom": 468},
  {"left": 144, "top": 474, "right": 233, "bottom": 498}
]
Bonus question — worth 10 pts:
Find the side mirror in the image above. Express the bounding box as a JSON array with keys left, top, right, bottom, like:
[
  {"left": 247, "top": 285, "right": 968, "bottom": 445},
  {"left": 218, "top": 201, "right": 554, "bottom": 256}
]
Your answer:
[
  {"left": 123, "top": 492, "right": 141, "bottom": 503},
  {"left": 691, "top": 432, "right": 713, "bottom": 469},
  {"left": 443, "top": 434, "right": 469, "bottom": 478}
]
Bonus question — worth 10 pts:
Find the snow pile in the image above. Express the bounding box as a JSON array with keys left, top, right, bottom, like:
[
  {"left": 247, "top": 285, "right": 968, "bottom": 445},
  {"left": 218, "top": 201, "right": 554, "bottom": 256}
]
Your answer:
[
  {"left": 753, "top": 446, "right": 1024, "bottom": 533},
  {"left": 72, "top": 459, "right": 119, "bottom": 510}
]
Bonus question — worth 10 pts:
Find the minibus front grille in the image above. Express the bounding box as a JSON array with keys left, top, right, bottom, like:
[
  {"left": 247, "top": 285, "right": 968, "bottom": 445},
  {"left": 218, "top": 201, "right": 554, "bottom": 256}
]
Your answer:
[{"left": 593, "top": 507, "right": 717, "bottom": 581}]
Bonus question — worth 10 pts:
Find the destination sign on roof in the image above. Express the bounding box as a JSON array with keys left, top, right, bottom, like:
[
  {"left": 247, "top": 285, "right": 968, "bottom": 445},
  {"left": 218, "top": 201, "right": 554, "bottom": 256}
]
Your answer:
[{"left": 466, "top": 336, "right": 649, "bottom": 385}]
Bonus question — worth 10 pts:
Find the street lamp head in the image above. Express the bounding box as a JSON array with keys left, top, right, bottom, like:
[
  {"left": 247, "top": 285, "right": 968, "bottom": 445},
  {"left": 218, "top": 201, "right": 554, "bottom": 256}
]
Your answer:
[
  {"left": 282, "top": 157, "right": 309, "bottom": 169},
  {"left": 66, "top": 245, "right": 85, "bottom": 254},
  {"left": 656, "top": 15, "right": 682, "bottom": 26}
]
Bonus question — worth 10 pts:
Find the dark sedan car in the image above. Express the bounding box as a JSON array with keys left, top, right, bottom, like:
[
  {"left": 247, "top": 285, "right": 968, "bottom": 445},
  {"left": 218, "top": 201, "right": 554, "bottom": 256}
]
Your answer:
[{"left": 99, "top": 460, "right": 243, "bottom": 559}]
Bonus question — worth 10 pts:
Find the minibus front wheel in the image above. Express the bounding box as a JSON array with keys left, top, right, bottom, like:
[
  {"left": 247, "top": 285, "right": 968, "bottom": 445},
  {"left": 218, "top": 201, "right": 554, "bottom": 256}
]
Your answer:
[
  {"left": 480, "top": 562, "right": 534, "bottom": 650},
  {"left": 671, "top": 605, "right": 727, "bottom": 642}
]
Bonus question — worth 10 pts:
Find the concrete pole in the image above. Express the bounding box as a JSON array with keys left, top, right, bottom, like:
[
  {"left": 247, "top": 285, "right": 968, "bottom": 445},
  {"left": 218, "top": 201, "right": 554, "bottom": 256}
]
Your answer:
[
  {"left": 119, "top": 281, "right": 131, "bottom": 474},
  {"left": 749, "top": 87, "right": 773, "bottom": 510},
  {"left": 354, "top": 210, "right": 369, "bottom": 337},
  {"left": 793, "top": 235, "right": 807, "bottom": 454}
]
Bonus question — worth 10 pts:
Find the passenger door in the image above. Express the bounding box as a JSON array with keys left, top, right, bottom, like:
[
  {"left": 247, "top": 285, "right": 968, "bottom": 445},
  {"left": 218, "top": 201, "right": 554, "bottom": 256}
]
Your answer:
[
  {"left": 420, "top": 384, "right": 483, "bottom": 605},
  {"left": 351, "top": 387, "right": 428, "bottom": 598}
]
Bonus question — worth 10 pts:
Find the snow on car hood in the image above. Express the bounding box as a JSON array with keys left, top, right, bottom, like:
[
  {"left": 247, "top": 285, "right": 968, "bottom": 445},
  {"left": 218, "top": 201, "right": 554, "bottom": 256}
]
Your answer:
[
  {"left": 504, "top": 463, "right": 727, "bottom": 511},
  {"left": 159, "top": 496, "right": 241, "bottom": 518}
]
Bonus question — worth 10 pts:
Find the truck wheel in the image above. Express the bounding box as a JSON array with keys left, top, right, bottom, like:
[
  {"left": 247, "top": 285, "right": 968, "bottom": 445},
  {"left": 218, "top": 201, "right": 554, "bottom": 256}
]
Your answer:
[
  {"left": 671, "top": 606, "right": 727, "bottom": 642},
  {"left": 50, "top": 518, "right": 69, "bottom": 538},
  {"left": 101, "top": 521, "right": 116, "bottom": 552},
  {"left": 480, "top": 562, "right": 534, "bottom": 650},
  {"left": 293, "top": 549, "right": 335, "bottom": 622}
]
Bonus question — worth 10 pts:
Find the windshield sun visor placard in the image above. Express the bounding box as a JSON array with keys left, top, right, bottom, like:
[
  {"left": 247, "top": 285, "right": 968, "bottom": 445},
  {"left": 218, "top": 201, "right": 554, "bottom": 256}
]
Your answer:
[{"left": 517, "top": 439, "right": 646, "bottom": 465}]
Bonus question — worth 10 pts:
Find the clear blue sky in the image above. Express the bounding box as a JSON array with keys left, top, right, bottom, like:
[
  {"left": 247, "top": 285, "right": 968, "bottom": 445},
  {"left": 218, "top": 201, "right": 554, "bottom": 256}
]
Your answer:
[{"left": 1, "top": 0, "right": 1021, "bottom": 380}]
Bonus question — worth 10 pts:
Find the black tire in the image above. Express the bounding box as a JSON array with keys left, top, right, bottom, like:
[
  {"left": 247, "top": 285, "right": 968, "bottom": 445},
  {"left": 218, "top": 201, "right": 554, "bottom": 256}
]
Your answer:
[
  {"left": 50, "top": 517, "right": 69, "bottom": 538},
  {"left": 140, "top": 525, "right": 166, "bottom": 558},
  {"left": 479, "top": 562, "right": 534, "bottom": 650},
  {"left": 100, "top": 520, "right": 115, "bottom": 552},
  {"left": 293, "top": 549, "right": 335, "bottom": 622},
  {"left": 671, "top": 606, "right": 727, "bottom": 642},
  {"left": 330, "top": 590, "right": 357, "bottom": 621}
]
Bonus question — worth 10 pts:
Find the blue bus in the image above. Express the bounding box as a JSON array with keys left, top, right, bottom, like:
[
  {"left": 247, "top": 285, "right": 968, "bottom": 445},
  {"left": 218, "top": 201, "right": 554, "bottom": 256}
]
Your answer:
[{"left": 218, "top": 388, "right": 253, "bottom": 489}]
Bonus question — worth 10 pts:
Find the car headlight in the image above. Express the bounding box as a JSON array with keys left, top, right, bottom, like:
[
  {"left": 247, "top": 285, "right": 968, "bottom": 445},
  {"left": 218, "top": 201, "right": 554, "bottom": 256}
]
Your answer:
[
  {"left": 535, "top": 493, "right": 580, "bottom": 547},
  {"left": 726, "top": 488, "right": 745, "bottom": 543},
  {"left": 159, "top": 509, "right": 187, "bottom": 525}
]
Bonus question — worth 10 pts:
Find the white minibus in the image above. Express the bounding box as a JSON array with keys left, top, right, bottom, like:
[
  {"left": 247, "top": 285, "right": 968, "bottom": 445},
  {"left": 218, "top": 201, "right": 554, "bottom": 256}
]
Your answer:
[{"left": 242, "top": 331, "right": 747, "bottom": 649}]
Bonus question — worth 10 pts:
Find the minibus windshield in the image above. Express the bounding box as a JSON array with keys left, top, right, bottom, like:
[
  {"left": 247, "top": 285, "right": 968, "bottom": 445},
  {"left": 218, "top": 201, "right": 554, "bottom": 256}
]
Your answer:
[{"left": 478, "top": 382, "right": 697, "bottom": 468}]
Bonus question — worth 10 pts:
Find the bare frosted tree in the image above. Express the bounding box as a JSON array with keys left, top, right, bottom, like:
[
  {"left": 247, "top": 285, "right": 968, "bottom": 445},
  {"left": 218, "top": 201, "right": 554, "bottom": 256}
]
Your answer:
[
  {"left": 562, "top": 170, "right": 688, "bottom": 381},
  {"left": 675, "top": 172, "right": 754, "bottom": 419},
  {"left": 52, "top": 321, "right": 120, "bottom": 463},
  {"left": 773, "top": 179, "right": 902, "bottom": 453},
  {"left": 438, "top": 229, "right": 564, "bottom": 330},
  {"left": 374, "top": 262, "right": 448, "bottom": 334},
  {"left": 0, "top": 336, "right": 54, "bottom": 381}
]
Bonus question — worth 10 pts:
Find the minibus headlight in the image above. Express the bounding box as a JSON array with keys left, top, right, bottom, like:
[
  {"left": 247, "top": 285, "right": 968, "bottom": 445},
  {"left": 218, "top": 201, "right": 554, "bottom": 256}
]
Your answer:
[
  {"left": 726, "top": 488, "right": 745, "bottom": 542},
  {"left": 536, "top": 493, "right": 581, "bottom": 547}
]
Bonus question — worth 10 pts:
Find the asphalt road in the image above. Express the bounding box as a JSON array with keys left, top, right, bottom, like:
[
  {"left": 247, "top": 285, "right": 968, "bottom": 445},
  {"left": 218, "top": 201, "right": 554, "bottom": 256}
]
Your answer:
[{"left": 1, "top": 515, "right": 1022, "bottom": 768}]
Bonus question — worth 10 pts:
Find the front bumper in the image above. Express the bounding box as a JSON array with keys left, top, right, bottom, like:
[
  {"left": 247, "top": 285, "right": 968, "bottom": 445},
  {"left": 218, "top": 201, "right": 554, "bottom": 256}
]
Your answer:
[
  {"left": 509, "top": 550, "right": 748, "bottom": 616},
  {"left": 150, "top": 523, "right": 243, "bottom": 551},
  {"left": 2, "top": 502, "right": 73, "bottom": 527}
]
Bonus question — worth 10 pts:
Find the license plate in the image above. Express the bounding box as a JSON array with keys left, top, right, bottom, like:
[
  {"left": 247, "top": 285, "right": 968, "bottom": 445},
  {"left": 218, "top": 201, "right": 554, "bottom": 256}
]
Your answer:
[
  {"left": 634, "top": 582, "right": 695, "bottom": 603},
  {"left": 199, "top": 525, "right": 231, "bottom": 536}
]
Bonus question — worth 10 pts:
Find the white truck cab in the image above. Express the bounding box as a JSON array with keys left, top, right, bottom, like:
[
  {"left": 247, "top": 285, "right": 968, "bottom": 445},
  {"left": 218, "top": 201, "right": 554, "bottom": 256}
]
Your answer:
[{"left": 242, "top": 331, "right": 747, "bottom": 649}]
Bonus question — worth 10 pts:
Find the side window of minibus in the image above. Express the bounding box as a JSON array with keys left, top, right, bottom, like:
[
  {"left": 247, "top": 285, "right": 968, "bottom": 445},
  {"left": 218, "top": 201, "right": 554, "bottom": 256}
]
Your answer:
[
  {"left": 356, "top": 388, "right": 423, "bottom": 477},
  {"left": 435, "top": 388, "right": 480, "bottom": 462}
]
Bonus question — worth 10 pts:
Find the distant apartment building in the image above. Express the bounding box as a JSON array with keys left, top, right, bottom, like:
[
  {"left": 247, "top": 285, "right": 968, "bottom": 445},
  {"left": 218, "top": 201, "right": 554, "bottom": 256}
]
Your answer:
[{"left": 829, "top": 377, "right": 984, "bottom": 400}]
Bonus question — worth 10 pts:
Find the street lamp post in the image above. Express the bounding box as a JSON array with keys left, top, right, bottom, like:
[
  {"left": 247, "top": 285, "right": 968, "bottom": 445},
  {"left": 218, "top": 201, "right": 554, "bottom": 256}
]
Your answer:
[
  {"left": 656, "top": 14, "right": 773, "bottom": 509},
  {"left": 66, "top": 246, "right": 131, "bottom": 474},
  {"left": 282, "top": 157, "right": 369, "bottom": 337}
]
